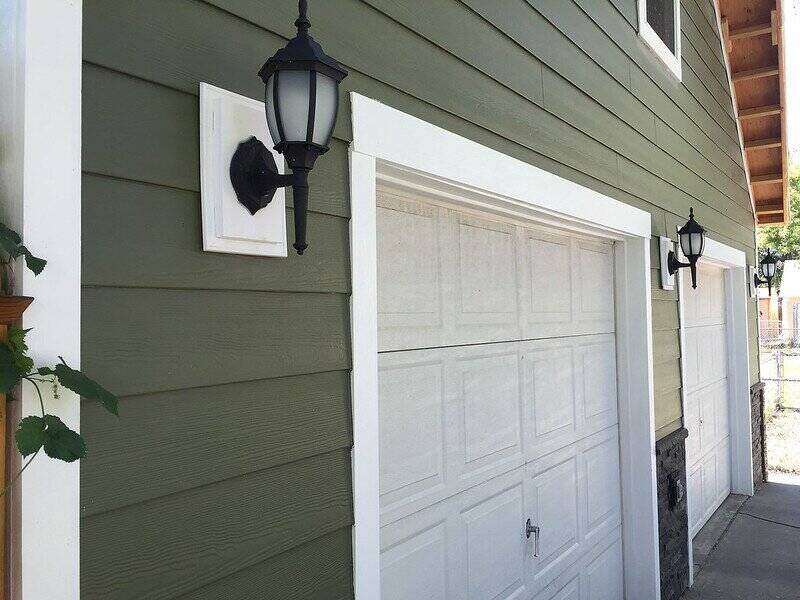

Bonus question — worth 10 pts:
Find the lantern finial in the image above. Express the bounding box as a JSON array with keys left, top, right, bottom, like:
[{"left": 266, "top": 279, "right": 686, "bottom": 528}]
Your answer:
[{"left": 296, "top": 0, "right": 311, "bottom": 34}]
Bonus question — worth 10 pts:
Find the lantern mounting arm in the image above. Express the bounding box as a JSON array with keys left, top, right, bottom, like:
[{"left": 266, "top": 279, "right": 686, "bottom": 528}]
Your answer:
[
  {"left": 229, "top": 136, "right": 312, "bottom": 254},
  {"left": 667, "top": 248, "right": 699, "bottom": 289}
]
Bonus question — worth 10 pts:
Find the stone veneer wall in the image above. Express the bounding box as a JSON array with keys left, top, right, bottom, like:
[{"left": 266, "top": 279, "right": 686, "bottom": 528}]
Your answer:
[
  {"left": 751, "top": 382, "right": 767, "bottom": 490},
  {"left": 656, "top": 427, "right": 690, "bottom": 600}
]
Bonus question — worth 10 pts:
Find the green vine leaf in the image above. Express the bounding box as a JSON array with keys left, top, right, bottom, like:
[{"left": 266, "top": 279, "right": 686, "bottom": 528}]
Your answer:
[
  {"left": 0, "top": 344, "right": 25, "bottom": 393},
  {"left": 39, "top": 360, "right": 118, "bottom": 416},
  {"left": 7, "top": 327, "right": 34, "bottom": 374},
  {"left": 42, "top": 415, "right": 86, "bottom": 462},
  {"left": 0, "top": 222, "right": 46, "bottom": 276},
  {"left": 15, "top": 415, "right": 46, "bottom": 456},
  {"left": 14, "top": 414, "right": 86, "bottom": 462}
]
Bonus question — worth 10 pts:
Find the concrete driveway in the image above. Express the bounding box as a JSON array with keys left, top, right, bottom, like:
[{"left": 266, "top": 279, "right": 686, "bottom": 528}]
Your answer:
[{"left": 682, "top": 480, "right": 800, "bottom": 599}]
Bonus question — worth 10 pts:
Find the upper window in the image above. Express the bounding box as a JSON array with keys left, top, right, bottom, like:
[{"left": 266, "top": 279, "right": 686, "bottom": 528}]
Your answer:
[{"left": 638, "top": 0, "right": 682, "bottom": 79}]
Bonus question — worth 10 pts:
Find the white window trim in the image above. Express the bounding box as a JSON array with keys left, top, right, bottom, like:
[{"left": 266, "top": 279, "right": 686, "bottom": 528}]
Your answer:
[
  {"left": 349, "top": 93, "right": 661, "bottom": 599},
  {"left": 676, "top": 238, "right": 752, "bottom": 586},
  {"left": 638, "top": 0, "right": 683, "bottom": 80},
  {"left": 0, "top": 1, "right": 82, "bottom": 599}
]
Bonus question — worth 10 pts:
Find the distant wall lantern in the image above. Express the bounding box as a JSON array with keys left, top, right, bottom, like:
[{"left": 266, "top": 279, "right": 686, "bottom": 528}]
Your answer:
[
  {"left": 229, "top": 0, "right": 348, "bottom": 255},
  {"left": 667, "top": 208, "right": 706, "bottom": 289},
  {"left": 754, "top": 249, "right": 779, "bottom": 295}
]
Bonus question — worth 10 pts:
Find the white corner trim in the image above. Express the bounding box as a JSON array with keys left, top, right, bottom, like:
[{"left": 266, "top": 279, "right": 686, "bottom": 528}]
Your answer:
[
  {"left": 349, "top": 93, "right": 659, "bottom": 600},
  {"left": 637, "top": 0, "right": 683, "bottom": 80},
  {"left": 0, "top": 1, "right": 82, "bottom": 599}
]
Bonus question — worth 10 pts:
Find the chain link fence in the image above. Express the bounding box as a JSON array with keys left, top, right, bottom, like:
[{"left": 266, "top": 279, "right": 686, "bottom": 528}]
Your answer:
[{"left": 760, "top": 322, "right": 800, "bottom": 411}]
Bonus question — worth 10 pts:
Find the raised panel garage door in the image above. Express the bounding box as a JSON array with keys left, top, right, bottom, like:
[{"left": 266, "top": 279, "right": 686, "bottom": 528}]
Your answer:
[
  {"left": 377, "top": 185, "right": 624, "bottom": 600},
  {"left": 683, "top": 263, "right": 732, "bottom": 539}
]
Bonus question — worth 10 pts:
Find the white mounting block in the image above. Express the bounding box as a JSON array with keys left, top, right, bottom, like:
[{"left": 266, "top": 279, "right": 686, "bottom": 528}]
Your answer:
[
  {"left": 199, "top": 82, "right": 287, "bottom": 256},
  {"left": 660, "top": 236, "right": 675, "bottom": 290}
]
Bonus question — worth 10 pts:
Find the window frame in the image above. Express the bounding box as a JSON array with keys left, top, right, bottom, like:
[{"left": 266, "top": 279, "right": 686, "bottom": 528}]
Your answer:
[{"left": 638, "top": 0, "right": 682, "bottom": 79}]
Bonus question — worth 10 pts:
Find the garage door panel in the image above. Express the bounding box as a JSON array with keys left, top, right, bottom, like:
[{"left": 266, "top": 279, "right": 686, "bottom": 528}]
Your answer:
[
  {"left": 579, "top": 340, "right": 618, "bottom": 430},
  {"left": 457, "top": 349, "right": 522, "bottom": 467},
  {"left": 525, "top": 230, "right": 573, "bottom": 324},
  {"left": 527, "top": 448, "right": 581, "bottom": 592},
  {"left": 377, "top": 195, "right": 445, "bottom": 343},
  {"left": 524, "top": 341, "right": 578, "bottom": 458},
  {"left": 582, "top": 428, "right": 623, "bottom": 544},
  {"left": 576, "top": 240, "right": 615, "bottom": 324},
  {"left": 683, "top": 262, "right": 732, "bottom": 539},
  {"left": 683, "top": 263, "right": 726, "bottom": 327},
  {"left": 460, "top": 482, "right": 528, "bottom": 600},
  {"left": 454, "top": 214, "right": 519, "bottom": 333},
  {"left": 381, "top": 520, "right": 448, "bottom": 600},
  {"left": 584, "top": 537, "right": 624, "bottom": 600},
  {"left": 377, "top": 187, "right": 615, "bottom": 354},
  {"left": 524, "top": 335, "right": 617, "bottom": 463},
  {"left": 688, "top": 466, "right": 702, "bottom": 533},
  {"left": 378, "top": 186, "right": 623, "bottom": 599}
]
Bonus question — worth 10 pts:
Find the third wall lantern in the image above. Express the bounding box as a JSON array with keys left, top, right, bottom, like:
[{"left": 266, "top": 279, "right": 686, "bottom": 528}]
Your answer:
[
  {"left": 754, "top": 249, "right": 779, "bottom": 296},
  {"left": 667, "top": 208, "right": 706, "bottom": 289},
  {"left": 229, "top": 0, "right": 348, "bottom": 255}
]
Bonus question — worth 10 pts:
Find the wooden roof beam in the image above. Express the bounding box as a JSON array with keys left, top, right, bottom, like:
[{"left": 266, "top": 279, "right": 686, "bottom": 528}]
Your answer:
[
  {"left": 728, "top": 21, "right": 772, "bottom": 40},
  {"left": 732, "top": 65, "right": 780, "bottom": 82},
  {"left": 738, "top": 104, "right": 782, "bottom": 120},
  {"left": 751, "top": 173, "right": 783, "bottom": 185},
  {"left": 757, "top": 208, "right": 785, "bottom": 216},
  {"left": 744, "top": 137, "right": 783, "bottom": 151}
]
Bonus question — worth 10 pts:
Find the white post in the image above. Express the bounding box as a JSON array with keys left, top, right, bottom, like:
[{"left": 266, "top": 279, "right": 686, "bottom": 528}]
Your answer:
[{"left": 0, "top": 1, "right": 81, "bottom": 599}]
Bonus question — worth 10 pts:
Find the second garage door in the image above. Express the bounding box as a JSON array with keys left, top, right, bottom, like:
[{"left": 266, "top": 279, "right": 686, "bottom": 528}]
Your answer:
[
  {"left": 376, "top": 185, "right": 624, "bottom": 600},
  {"left": 683, "top": 263, "right": 732, "bottom": 539}
]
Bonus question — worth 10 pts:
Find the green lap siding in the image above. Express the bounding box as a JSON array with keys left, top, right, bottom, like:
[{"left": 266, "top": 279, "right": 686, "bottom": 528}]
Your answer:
[{"left": 81, "top": 0, "right": 756, "bottom": 597}]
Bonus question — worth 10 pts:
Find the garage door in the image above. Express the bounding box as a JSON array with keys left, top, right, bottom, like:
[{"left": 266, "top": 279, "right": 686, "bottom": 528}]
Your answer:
[
  {"left": 376, "top": 185, "right": 624, "bottom": 600},
  {"left": 683, "top": 263, "right": 732, "bottom": 539}
]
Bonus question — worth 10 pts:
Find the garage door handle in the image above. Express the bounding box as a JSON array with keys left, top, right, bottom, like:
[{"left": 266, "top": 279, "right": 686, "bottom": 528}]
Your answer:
[{"left": 525, "top": 518, "right": 540, "bottom": 557}]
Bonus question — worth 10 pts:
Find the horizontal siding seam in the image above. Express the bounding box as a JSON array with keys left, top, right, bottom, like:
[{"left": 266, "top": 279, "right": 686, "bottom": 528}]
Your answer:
[
  {"left": 82, "top": 170, "right": 347, "bottom": 223},
  {"left": 457, "top": 0, "right": 750, "bottom": 216},
  {"left": 81, "top": 368, "right": 352, "bottom": 403},
  {"left": 171, "top": 524, "right": 355, "bottom": 600},
  {"left": 82, "top": 446, "right": 355, "bottom": 521},
  {"left": 79, "top": 364, "right": 354, "bottom": 400},
  {"left": 80, "top": 283, "right": 351, "bottom": 296},
  {"left": 360, "top": 6, "right": 751, "bottom": 234},
  {"left": 572, "top": 1, "right": 744, "bottom": 169},
  {"left": 356, "top": 0, "right": 749, "bottom": 226},
  {"left": 85, "top": 8, "right": 754, "bottom": 241}
]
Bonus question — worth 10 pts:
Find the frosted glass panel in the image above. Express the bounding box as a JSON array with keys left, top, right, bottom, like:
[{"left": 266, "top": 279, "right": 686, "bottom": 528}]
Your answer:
[
  {"left": 264, "top": 75, "right": 280, "bottom": 145},
  {"left": 276, "top": 71, "right": 310, "bottom": 142},
  {"left": 312, "top": 73, "right": 338, "bottom": 146}
]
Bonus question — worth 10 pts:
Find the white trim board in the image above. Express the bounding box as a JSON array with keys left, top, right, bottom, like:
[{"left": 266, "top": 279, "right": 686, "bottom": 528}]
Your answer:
[
  {"left": 0, "top": 1, "right": 82, "bottom": 598},
  {"left": 637, "top": 0, "right": 683, "bottom": 80},
  {"left": 676, "top": 237, "right": 752, "bottom": 586},
  {"left": 349, "top": 93, "right": 660, "bottom": 599}
]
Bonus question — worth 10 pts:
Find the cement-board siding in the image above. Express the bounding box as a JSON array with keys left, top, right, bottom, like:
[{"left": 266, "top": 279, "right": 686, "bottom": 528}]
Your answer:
[{"left": 80, "top": 0, "right": 757, "bottom": 598}]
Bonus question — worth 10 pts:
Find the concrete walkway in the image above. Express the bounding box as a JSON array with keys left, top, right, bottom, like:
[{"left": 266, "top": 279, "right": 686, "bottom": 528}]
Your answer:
[{"left": 682, "top": 480, "right": 800, "bottom": 599}]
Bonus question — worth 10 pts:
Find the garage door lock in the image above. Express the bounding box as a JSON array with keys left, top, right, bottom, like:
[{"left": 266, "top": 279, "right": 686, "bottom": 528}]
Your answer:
[{"left": 525, "top": 518, "right": 540, "bottom": 557}]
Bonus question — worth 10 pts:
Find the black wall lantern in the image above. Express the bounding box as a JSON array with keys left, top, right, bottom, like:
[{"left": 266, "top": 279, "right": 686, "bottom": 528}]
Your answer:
[
  {"left": 230, "top": 0, "right": 348, "bottom": 255},
  {"left": 667, "top": 208, "right": 706, "bottom": 289},
  {"left": 754, "top": 249, "right": 779, "bottom": 295}
]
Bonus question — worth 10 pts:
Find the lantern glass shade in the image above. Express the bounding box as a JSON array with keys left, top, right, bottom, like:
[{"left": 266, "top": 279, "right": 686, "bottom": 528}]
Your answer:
[
  {"left": 680, "top": 231, "right": 704, "bottom": 259},
  {"left": 312, "top": 72, "right": 339, "bottom": 146},
  {"left": 762, "top": 259, "right": 777, "bottom": 278},
  {"left": 264, "top": 71, "right": 340, "bottom": 149}
]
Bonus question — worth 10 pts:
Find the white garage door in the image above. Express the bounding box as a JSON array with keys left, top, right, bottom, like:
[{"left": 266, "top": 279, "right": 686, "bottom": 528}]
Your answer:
[
  {"left": 376, "top": 185, "right": 624, "bottom": 600},
  {"left": 683, "top": 263, "right": 732, "bottom": 539}
]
